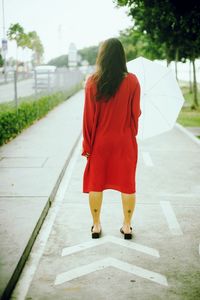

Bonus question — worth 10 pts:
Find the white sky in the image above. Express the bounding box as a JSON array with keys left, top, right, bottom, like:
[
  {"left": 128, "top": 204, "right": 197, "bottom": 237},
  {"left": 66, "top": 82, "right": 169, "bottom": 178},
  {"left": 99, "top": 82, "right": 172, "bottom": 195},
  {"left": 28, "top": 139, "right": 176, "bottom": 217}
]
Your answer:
[{"left": 1, "top": 0, "right": 133, "bottom": 63}]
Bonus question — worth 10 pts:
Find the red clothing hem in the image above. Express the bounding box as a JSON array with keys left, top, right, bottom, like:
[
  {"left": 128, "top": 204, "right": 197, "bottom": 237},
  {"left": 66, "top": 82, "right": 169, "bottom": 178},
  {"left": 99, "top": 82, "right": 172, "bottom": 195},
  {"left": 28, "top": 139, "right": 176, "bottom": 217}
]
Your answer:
[{"left": 83, "top": 184, "right": 136, "bottom": 194}]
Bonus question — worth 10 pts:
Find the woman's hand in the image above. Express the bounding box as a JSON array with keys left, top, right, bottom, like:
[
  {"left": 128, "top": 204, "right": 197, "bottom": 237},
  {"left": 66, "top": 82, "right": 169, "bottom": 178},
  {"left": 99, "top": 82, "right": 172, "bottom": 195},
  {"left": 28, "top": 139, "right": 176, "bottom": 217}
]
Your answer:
[{"left": 86, "top": 152, "right": 90, "bottom": 159}]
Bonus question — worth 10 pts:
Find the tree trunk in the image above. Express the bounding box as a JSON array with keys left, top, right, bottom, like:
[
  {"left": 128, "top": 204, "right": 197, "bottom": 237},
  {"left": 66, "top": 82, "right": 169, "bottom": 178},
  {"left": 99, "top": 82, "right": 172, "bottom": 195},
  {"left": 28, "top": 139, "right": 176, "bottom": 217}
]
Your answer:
[
  {"left": 189, "top": 60, "right": 192, "bottom": 93},
  {"left": 166, "top": 59, "right": 170, "bottom": 67},
  {"left": 16, "top": 46, "right": 19, "bottom": 73},
  {"left": 35, "top": 51, "right": 40, "bottom": 65},
  {"left": 175, "top": 48, "right": 179, "bottom": 82},
  {"left": 166, "top": 55, "right": 170, "bottom": 67},
  {"left": 166, "top": 48, "right": 170, "bottom": 67},
  {"left": 192, "top": 59, "right": 199, "bottom": 108}
]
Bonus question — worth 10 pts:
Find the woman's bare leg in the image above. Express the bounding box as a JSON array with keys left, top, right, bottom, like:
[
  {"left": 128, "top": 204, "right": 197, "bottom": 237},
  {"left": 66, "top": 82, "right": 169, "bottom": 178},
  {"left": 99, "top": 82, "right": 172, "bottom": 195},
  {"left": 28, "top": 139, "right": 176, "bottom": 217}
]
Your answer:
[
  {"left": 89, "top": 191, "right": 103, "bottom": 232},
  {"left": 121, "top": 193, "right": 136, "bottom": 233}
]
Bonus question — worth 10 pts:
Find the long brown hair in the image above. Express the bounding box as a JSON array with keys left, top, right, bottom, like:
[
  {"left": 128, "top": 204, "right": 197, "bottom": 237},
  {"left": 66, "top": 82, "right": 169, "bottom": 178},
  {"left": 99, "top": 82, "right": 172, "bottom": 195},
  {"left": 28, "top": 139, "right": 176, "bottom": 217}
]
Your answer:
[{"left": 92, "top": 38, "right": 128, "bottom": 102}]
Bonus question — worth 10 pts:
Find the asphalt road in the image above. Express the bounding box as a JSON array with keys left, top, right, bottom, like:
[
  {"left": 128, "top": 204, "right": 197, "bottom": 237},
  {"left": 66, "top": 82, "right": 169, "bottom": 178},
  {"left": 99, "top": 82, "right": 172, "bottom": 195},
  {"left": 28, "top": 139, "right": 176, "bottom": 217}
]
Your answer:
[{"left": 0, "top": 78, "right": 35, "bottom": 103}]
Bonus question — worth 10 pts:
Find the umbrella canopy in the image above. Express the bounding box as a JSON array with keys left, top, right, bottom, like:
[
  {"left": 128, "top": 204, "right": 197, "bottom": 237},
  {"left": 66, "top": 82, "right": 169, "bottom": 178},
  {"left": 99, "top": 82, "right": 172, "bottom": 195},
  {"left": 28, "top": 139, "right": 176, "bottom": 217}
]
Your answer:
[{"left": 127, "top": 57, "right": 185, "bottom": 140}]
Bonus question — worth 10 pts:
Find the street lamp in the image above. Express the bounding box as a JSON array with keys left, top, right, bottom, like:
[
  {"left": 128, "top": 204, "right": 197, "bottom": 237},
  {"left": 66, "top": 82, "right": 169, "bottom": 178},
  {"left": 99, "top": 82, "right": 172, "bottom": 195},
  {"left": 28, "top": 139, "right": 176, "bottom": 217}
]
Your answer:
[{"left": 1, "top": 0, "right": 7, "bottom": 82}]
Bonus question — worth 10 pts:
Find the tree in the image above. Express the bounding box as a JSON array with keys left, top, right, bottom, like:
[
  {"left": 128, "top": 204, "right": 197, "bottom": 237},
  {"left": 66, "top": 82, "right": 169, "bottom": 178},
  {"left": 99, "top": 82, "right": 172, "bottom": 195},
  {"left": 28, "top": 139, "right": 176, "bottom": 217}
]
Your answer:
[
  {"left": 7, "top": 23, "right": 25, "bottom": 70},
  {"left": 0, "top": 53, "right": 4, "bottom": 67},
  {"left": 48, "top": 55, "right": 68, "bottom": 67},
  {"left": 174, "top": 3, "right": 200, "bottom": 108},
  {"left": 119, "top": 27, "right": 165, "bottom": 61},
  {"left": 114, "top": 0, "right": 200, "bottom": 107},
  {"left": 27, "top": 31, "right": 44, "bottom": 65},
  {"left": 7, "top": 24, "right": 44, "bottom": 68},
  {"left": 78, "top": 45, "right": 99, "bottom": 65},
  {"left": 7, "top": 23, "right": 24, "bottom": 47}
]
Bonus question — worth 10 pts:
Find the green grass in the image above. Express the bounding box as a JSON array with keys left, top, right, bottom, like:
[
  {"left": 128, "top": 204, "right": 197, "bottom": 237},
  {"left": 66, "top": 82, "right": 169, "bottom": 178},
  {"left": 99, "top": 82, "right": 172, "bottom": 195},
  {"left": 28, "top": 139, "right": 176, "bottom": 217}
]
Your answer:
[{"left": 177, "top": 84, "right": 200, "bottom": 127}]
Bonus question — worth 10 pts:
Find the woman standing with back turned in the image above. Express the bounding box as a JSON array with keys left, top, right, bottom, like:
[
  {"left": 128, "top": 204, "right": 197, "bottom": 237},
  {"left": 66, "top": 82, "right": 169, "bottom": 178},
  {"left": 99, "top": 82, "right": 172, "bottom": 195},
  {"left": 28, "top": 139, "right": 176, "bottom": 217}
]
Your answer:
[{"left": 81, "top": 38, "right": 141, "bottom": 239}]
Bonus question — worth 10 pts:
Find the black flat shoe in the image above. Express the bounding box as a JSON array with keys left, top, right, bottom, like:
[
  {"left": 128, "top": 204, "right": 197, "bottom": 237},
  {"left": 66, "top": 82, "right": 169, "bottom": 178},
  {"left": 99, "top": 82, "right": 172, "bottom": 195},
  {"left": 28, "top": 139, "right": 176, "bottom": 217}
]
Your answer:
[
  {"left": 91, "top": 225, "right": 102, "bottom": 239},
  {"left": 120, "top": 226, "right": 133, "bottom": 239}
]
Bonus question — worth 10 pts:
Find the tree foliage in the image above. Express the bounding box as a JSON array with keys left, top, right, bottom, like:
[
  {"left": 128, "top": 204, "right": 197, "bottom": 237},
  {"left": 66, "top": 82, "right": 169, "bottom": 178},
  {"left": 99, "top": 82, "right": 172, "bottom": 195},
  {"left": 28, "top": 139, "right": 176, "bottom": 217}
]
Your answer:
[
  {"left": 119, "top": 27, "right": 165, "bottom": 61},
  {"left": 48, "top": 55, "right": 68, "bottom": 67},
  {"left": 7, "top": 23, "right": 44, "bottom": 66},
  {"left": 7, "top": 23, "right": 24, "bottom": 47},
  {"left": 27, "top": 31, "right": 44, "bottom": 64},
  {"left": 0, "top": 54, "right": 4, "bottom": 67},
  {"left": 78, "top": 45, "right": 99, "bottom": 65},
  {"left": 114, "top": 0, "right": 200, "bottom": 107}
]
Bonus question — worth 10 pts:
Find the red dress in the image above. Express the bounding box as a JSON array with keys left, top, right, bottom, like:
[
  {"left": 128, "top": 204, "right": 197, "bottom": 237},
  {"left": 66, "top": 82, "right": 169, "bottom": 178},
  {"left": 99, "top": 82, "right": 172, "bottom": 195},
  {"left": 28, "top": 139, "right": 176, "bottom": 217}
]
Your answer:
[{"left": 81, "top": 72, "right": 141, "bottom": 194}]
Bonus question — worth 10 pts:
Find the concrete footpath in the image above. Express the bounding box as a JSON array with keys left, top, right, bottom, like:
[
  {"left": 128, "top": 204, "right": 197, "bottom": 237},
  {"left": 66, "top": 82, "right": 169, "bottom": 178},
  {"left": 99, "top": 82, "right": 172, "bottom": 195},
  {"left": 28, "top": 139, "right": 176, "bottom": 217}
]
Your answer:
[
  {"left": 0, "top": 90, "right": 84, "bottom": 299},
  {"left": 9, "top": 121, "right": 200, "bottom": 297}
]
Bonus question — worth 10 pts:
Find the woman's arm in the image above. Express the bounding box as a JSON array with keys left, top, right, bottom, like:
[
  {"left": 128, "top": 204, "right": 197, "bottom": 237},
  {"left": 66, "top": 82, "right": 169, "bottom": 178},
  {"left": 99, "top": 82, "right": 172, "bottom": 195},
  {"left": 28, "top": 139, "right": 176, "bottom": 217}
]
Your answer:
[
  {"left": 81, "top": 77, "right": 96, "bottom": 157},
  {"left": 131, "top": 78, "right": 142, "bottom": 136}
]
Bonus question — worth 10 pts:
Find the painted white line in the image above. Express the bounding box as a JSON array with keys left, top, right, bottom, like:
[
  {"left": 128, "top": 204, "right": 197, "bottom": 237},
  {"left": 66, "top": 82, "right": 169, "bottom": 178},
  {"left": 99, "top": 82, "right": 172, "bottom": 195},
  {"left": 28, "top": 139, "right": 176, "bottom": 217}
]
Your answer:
[
  {"left": 160, "top": 201, "right": 183, "bottom": 235},
  {"left": 175, "top": 123, "right": 200, "bottom": 146},
  {"left": 155, "top": 193, "right": 200, "bottom": 198},
  {"left": 55, "top": 258, "right": 109, "bottom": 285},
  {"left": 199, "top": 244, "right": 200, "bottom": 256},
  {"left": 62, "top": 235, "right": 159, "bottom": 258},
  {"left": 110, "top": 257, "right": 168, "bottom": 287},
  {"left": 142, "top": 151, "right": 154, "bottom": 167},
  {"left": 11, "top": 138, "right": 82, "bottom": 300},
  {"left": 55, "top": 257, "right": 168, "bottom": 287}
]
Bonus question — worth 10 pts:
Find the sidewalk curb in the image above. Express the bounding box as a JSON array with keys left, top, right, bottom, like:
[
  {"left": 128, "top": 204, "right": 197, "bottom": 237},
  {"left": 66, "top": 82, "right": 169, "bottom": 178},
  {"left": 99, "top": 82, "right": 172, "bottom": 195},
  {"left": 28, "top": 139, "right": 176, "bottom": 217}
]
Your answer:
[
  {"left": 175, "top": 123, "right": 200, "bottom": 146},
  {"left": 1, "top": 131, "right": 82, "bottom": 300}
]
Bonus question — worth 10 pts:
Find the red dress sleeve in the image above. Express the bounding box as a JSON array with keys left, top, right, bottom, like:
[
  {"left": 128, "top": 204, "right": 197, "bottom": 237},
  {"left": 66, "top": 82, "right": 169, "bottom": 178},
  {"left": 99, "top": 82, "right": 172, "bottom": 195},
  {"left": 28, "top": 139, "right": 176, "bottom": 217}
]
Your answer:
[
  {"left": 131, "top": 78, "right": 142, "bottom": 136},
  {"left": 81, "top": 77, "right": 96, "bottom": 157}
]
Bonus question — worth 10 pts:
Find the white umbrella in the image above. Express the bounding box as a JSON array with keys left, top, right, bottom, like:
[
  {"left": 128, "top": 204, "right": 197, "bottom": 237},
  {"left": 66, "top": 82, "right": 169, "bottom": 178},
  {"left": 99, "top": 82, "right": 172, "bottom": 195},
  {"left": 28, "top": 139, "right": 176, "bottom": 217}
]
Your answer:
[{"left": 127, "top": 57, "right": 185, "bottom": 140}]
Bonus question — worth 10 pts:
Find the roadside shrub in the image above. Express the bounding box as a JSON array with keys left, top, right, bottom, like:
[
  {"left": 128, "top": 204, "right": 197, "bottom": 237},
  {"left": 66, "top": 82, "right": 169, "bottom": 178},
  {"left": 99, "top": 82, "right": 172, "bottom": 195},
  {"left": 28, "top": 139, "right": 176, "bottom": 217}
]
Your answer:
[{"left": 0, "top": 83, "right": 82, "bottom": 146}]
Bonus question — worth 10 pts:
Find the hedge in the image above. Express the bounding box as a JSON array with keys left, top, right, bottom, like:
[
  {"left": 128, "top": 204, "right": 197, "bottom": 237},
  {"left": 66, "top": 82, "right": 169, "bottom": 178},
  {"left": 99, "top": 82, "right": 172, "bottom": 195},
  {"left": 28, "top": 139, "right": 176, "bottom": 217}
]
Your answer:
[{"left": 0, "top": 82, "right": 82, "bottom": 146}]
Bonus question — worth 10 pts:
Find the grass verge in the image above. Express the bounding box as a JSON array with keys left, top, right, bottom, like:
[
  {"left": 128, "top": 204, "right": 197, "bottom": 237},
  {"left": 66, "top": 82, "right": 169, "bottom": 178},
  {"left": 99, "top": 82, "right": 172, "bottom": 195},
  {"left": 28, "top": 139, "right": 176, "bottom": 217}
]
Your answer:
[{"left": 177, "top": 84, "right": 200, "bottom": 128}]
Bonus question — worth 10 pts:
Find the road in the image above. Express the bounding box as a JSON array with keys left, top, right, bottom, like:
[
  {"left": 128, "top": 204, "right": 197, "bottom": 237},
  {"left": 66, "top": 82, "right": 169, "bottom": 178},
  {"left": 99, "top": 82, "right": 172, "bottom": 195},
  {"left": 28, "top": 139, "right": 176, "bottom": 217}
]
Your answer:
[
  {"left": 0, "top": 78, "right": 35, "bottom": 103},
  {"left": 0, "top": 69, "right": 85, "bottom": 104}
]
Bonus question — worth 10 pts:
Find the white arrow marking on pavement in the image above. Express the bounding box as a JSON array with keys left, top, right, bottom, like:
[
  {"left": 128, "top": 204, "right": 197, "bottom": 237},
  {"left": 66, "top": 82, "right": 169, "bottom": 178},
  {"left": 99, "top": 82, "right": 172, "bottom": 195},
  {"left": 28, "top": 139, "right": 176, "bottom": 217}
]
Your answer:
[
  {"left": 54, "top": 257, "right": 168, "bottom": 287},
  {"left": 142, "top": 151, "right": 154, "bottom": 167},
  {"left": 160, "top": 201, "right": 183, "bottom": 235},
  {"left": 61, "top": 235, "right": 159, "bottom": 258}
]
